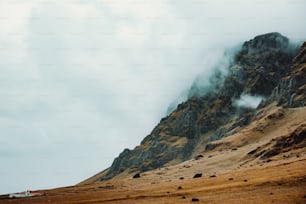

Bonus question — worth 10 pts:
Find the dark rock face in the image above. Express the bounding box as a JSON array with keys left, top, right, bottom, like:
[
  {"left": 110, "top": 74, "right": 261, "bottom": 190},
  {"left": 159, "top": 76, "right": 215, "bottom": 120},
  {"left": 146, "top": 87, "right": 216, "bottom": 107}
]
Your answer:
[
  {"left": 97, "top": 33, "right": 302, "bottom": 182},
  {"left": 256, "top": 124, "right": 306, "bottom": 160},
  {"left": 240, "top": 32, "right": 289, "bottom": 55},
  {"left": 266, "top": 42, "right": 306, "bottom": 108}
]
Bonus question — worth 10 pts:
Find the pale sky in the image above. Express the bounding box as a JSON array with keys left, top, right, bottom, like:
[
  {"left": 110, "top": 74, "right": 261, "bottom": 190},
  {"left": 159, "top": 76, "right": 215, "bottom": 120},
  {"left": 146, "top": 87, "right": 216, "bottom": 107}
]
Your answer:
[{"left": 0, "top": 0, "right": 305, "bottom": 194}]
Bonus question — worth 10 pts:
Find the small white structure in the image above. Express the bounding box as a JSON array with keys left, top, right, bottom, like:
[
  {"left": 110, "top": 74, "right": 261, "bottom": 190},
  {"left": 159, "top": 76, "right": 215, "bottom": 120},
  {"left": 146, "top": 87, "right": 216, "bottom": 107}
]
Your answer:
[{"left": 9, "top": 190, "right": 43, "bottom": 198}]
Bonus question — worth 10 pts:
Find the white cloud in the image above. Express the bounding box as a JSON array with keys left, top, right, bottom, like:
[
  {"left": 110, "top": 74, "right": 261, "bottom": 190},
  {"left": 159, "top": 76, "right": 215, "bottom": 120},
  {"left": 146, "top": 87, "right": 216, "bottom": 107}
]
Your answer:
[
  {"left": 234, "top": 94, "right": 264, "bottom": 109},
  {"left": 0, "top": 0, "right": 305, "bottom": 194}
]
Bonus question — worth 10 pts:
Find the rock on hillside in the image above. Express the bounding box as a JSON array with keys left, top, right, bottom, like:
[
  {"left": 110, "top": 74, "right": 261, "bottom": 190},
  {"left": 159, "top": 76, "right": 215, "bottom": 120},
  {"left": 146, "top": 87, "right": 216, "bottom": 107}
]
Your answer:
[{"left": 95, "top": 32, "right": 303, "bottom": 182}]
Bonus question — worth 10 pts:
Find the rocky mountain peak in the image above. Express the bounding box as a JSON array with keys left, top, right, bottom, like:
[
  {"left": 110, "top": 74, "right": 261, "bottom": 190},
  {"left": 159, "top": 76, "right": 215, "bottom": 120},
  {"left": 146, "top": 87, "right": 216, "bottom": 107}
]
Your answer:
[
  {"left": 241, "top": 32, "right": 289, "bottom": 54},
  {"left": 91, "top": 33, "right": 303, "bottom": 182}
]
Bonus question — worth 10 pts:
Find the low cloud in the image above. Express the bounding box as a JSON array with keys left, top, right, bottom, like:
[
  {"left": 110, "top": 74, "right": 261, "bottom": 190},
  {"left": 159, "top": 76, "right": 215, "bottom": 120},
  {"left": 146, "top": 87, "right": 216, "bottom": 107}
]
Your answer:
[{"left": 234, "top": 94, "right": 264, "bottom": 109}]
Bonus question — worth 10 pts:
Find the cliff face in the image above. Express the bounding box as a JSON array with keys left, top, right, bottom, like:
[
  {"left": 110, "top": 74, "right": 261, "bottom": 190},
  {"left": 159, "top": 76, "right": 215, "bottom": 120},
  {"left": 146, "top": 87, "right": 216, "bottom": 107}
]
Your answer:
[
  {"left": 97, "top": 32, "right": 303, "bottom": 182},
  {"left": 266, "top": 42, "right": 306, "bottom": 107}
]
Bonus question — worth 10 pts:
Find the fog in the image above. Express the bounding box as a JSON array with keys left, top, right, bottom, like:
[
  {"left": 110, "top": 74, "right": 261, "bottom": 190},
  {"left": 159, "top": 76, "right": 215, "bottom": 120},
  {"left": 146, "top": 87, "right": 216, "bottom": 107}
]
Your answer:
[
  {"left": 234, "top": 94, "right": 264, "bottom": 109},
  {"left": 0, "top": 0, "right": 305, "bottom": 194}
]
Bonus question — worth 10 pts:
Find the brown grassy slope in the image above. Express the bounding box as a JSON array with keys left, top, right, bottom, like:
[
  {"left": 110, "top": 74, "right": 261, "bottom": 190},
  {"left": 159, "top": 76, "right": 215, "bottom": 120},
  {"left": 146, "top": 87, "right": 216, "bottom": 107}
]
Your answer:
[{"left": 1, "top": 105, "right": 305, "bottom": 204}]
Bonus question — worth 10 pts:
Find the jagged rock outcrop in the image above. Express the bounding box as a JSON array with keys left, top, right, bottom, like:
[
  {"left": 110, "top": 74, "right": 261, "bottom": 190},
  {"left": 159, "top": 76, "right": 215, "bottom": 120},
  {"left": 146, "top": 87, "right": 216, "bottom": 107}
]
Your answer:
[
  {"left": 98, "top": 32, "right": 303, "bottom": 181},
  {"left": 266, "top": 42, "right": 306, "bottom": 107}
]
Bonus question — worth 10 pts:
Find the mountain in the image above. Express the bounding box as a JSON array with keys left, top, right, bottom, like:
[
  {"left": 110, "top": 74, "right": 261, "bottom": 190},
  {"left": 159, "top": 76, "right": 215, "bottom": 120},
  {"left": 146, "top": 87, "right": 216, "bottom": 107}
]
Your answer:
[
  {"left": 1, "top": 33, "right": 305, "bottom": 203},
  {"left": 81, "top": 32, "right": 304, "bottom": 183}
]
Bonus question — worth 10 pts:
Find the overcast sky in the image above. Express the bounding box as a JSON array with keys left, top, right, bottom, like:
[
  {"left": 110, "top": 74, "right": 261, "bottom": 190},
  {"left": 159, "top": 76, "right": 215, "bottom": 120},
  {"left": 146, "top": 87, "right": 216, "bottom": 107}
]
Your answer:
[{"left": 0, "top": 0, "right": 305, "bottom": 194}]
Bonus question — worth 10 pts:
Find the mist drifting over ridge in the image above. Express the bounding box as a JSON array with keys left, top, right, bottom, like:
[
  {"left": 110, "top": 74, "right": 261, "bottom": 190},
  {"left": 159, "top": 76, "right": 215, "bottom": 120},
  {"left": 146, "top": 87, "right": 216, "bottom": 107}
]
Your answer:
[{"left": 0, "top": 0, "right": 306, "bottom": 194}]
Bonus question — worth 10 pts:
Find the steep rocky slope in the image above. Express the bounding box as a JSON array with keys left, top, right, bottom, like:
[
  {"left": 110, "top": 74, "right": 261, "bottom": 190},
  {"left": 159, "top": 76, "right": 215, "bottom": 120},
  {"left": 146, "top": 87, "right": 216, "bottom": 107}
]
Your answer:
[
  {"left": 4, "top": 95, "right": 306, "bottom": 204},
  {"left": 266, "top": 41, "right": 306, "bottom": 107},
  {"left": 82, "top": 32, "right": 304, "bottom": 184}
]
